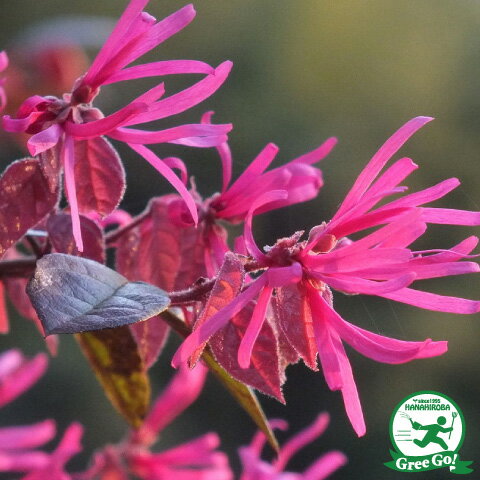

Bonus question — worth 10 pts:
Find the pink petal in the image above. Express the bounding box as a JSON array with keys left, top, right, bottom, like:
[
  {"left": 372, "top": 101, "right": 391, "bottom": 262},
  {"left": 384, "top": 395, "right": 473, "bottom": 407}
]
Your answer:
[
  {"left": 172, "top": 275, "right": 267, "bottom": 367},
  {"left": 220, "top": 143, "right": 279, "bottom": 204},
  {"left": 243, "top": 190, "right": 288, "bottom": 262},
  {"left": 109, "top": 123, "right": 231, "bottom": 144},
  {"left": 82, "top": 0, "right": 151, "bottom": 86},
  {"left": 303, "top": 451, "right": 348, "bottom": 480},
  {"left": 0, "top": 420, "right": 55, "bottom": 451},
  {"left": 0, "top": 51, "right": 8, "bottom": 72},
  {"left": 2, "top": 112, "right": 44, "bottom": 133},
  {"left": 64, "top": 103, "right": 147, "bottom": 138},
  {"left": 0, "top": 352, "right": 47, "bottom": 408},
  {"left": 202, "top": 111, "right": 232, "bottom": 192},
  {"left": 62, "top": 135, "right": 83, "bottom": 252},
  {"left": 161, "top": 157, "right": 188, "bottom": 185},
  {"left": 127, "top": 143, "right": 198, "bottom": 225},
  {"left": 0, "top": 451, "right": 50, "bottom": 473},
  {"left": 111, "top": 4, "right": 197, "bottom": 75},
  {"left": 104, "top": 60, "right": 214, "bottom": 84},
  {"left": 412, "top": 236, "right": 479, "bottom": 264},
  {"left": 333, "top": 117, "right": 433, "bottom": 220},
  {"left": 169, "top": 134, "right": 230, "bottom": 147},
  {"left": 377, "top": 177, "right": 460, "bottom": 211},
  {"left": 421, "top": 207, "right": 480, "bottom": 226},
  {"left": 380, "top": 287, "right": 480, "bottom": 313},
  {"left": 27, "top": 124, "right": 62, "bottom": 156},
  {"left": 309, "top": 248, "right": 413, "bottom": 272},
  {"left": 274, "top": 413, "right": 330, "bottom": 471},
  {"left": 318, "top": 293, "right": 447, "bottom": 363},
  {"left": 291, "top": 137, "right": 338, "bottom": 165},
  {"left": 316, "top": 272, "right": 416, "bottom": 295},
  {"left": 126, "top": 61, "right": 232, "bottom": 125},
  {"left": 238, "top": 286, "right": 273, "bottom": 369},
  {"left": 309, "top": 290, "right": 366, "bottom": 436},
  {"left": 132, "top": 363, "right": 207, "bottom": 446}
]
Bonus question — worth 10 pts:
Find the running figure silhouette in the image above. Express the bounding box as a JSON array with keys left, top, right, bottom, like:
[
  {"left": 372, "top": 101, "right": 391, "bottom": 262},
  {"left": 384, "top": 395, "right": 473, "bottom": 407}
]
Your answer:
[{"left": 406, "top": 415, "right": 453, "bottom": 450}]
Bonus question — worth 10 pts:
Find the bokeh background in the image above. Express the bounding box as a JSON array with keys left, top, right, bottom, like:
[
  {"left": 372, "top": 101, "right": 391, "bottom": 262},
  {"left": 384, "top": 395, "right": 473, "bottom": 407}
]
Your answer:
[{"left": 1, "top": 1, "right": 480, "bottom": 478}]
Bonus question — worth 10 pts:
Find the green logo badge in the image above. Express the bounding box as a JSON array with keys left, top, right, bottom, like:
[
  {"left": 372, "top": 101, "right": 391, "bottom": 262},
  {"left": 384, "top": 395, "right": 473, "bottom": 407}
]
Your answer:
[{"left": 385, "top": 391, "right": 473, "bottom": 474}]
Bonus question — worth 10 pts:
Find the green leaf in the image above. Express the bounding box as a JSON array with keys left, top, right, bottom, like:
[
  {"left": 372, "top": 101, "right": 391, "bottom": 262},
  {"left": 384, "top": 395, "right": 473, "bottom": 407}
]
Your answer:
[{"left": 75, "top": 326, "right": 150, "bottom": 428}]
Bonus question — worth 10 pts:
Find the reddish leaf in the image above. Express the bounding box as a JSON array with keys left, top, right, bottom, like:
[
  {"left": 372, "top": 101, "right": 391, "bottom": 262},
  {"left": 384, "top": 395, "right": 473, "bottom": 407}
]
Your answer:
[
  {"left": 47, "top": 212, "right": 105, "bottom": 263},
  {"left": 210, "top": 303, "right": 285, "bottom": 402},
  {"left": 198, "top": 253, "right": 284, "bottom": 401},
  {"left": 273, "top": 283, "right": 318, "bottom": 371},
  {"left": 129, "top": 315, "right": 170, "bottom": 370},
  {"left": 116, "top": 196, "right": 206, "bottom": 291},
  {"left": 38, "top": 146, "right": 61, "bottom": 193},
  {"left": 0, "top": 158, "right": 59, "bottom": 258},
  {"left": 74, "top": 137, "right": 125, "bottom": 217},
  {"left": 190, "top": 252, "right": 245, "bottom": 366}
]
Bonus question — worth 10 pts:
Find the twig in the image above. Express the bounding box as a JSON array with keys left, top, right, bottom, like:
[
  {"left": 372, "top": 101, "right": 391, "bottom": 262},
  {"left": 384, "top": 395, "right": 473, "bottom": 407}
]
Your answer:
[{"left": 105, "top": 211, "right": 150, "bottom": 245}]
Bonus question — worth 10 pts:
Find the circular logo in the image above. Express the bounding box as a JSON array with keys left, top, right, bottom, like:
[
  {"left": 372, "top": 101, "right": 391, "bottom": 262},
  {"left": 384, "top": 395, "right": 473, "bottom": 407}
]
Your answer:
[{"left": 390, "top": 390, "right": 465, "bottom": 457}]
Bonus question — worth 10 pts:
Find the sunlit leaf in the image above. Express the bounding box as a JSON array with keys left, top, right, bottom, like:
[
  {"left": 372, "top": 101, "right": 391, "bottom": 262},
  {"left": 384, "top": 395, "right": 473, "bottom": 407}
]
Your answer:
[
  {"left": 0, "top": 158, "right": 59, "bottom": 258},
  {"left": 27, "top": 253, "right": 170, "bottom": 335},
  {"left": 75, "top": 326, "right": 150, "bottom": 427},
  {"left": 274, "top": 284, "right": 318, "bottom": 370},
  {"left": 115, "top": 196, "right": 206, "bottom": 291}
]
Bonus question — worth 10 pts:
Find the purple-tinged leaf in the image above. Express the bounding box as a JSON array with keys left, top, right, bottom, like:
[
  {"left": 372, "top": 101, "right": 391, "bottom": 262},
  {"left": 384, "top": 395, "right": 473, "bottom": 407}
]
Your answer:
[
  {"left": 0, "top": 158, "right": 59, "bottom": 258},
  {"left": 210, "top": 303, "right": 285, "bottom": 402},
  {"left": 47, "top": 212, "right": 105, "bottom": 263},
  {"left": 75, "top": 326, "right": 150, "bottom": 427},
  {"left": 273, "top": 283, "right": 318, "bottom": 371},
  {"left": 129, "top": 315, "right": 170, "bottom": 370},
  {"left": 74, "top": 137, "right": 126, "bottom": 217},
  {"left": 27, "top": 253, "right": 170, "bottom": 335},
  {"left": 115, "top": 196, "right": 206, "bottom": 291}
]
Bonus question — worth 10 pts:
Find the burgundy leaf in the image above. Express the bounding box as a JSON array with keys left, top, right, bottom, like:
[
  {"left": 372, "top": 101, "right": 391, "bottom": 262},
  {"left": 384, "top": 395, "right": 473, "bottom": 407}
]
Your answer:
[
  {"left": 210, "top": 303, "right": 285, "bottom": 402},
  {"left": 0, "top": 158, "right": 59, "bottom": 258},
  {"left": 116, "top": 196, "right": 206, "bottom": 291},
  {"left": 273, "top": 284, "right": 318, "bottom": 371},
  {"left": 129, "top": 315, "right": 170, "bottom": 370},
  {"left": 47, "top": 212, "right": 105, "bottom": 263},
  {"left": 190, "top": 252, "right": 245, "bottom": 366},
  {"left": 74, "top": 137, "right": 126, "bottom": 217}
]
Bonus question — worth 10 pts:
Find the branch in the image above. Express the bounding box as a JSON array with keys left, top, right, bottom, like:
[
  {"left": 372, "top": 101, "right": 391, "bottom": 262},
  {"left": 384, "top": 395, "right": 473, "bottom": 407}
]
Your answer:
[
  {"left": 0, "top": 257, "right": 37, "bottom": 278},
  {"left": 105, "top": 211, "right": 150, "bottom": 245}
]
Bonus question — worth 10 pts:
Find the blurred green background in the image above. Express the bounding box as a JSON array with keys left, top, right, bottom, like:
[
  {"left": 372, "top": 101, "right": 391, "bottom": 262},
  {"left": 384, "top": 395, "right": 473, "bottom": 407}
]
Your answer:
[{"left": 1, "top": 1, "right": 480, "bottom": 478}]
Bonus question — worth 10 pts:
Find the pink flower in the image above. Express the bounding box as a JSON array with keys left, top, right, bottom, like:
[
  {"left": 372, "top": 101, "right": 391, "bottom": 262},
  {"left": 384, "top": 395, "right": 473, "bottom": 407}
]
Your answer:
[
  {"left": 173, "top": 117, "right": 480, "bottom": 436},
  {"left": 164, "top": 112, "right": 336, "bottom": 276},
  {"left": 0, "top": 51, "right": 8, "bottom": 113},
  {"left": 79, "top": 363, "right": 232, "bottom": 480},
  {"left": 239, "top": 414, "right": 346, "bottom": 480},
  {"left": 2, "top": 0, "right": 232, "bottom": 251},
  {"left": 0, "top": 350, "right": 83, "bottom": 479}
]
